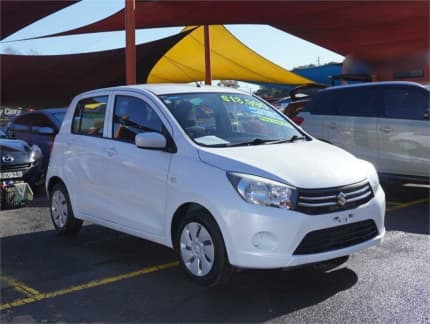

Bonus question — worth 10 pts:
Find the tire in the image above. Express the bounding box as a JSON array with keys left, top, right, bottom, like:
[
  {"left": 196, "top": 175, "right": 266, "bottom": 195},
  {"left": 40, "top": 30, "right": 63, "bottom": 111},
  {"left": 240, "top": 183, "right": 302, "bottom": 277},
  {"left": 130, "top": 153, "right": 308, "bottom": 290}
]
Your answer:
[
  {"left": 49, "top": 182, "right": 82, "bottom": 235},
  {"left": 174, "top": 210, "right": 231, "bottom": 286},
  {"left": 312, "top": 255, "right": 349, "bottom": 272}
]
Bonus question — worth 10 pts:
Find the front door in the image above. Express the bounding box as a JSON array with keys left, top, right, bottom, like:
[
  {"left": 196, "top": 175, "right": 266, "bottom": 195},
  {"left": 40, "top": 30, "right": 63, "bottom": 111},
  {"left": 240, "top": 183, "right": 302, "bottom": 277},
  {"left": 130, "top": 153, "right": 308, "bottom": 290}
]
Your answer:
[
  {"left": 378, "top": 86, "right": 430, "bottom": 178},
  {"left": 104, "top": 93, "right": 173, "bottom": 236}
]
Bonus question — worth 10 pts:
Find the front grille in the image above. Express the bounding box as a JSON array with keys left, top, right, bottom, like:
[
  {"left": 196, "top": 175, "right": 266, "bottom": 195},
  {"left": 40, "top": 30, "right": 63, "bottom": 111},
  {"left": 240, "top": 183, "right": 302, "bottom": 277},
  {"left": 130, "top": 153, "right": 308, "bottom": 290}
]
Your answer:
[
  {"left": 293, "top": 219, "right": 378, "bottom": 255},
  {"left": 296, "top": 180, "right": 373, "bottom": 215},
  {"left": 0, "top": 163, "right": 31, "bottom": 171}
]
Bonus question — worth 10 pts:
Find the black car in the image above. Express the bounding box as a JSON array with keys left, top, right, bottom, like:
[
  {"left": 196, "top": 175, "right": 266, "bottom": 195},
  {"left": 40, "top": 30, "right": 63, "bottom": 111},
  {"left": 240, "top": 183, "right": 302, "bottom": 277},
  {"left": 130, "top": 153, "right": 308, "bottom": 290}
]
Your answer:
[
  {"left": 7, "top": 108, "right": 66, "bottom": 181},
  {"left": 0, "top": 128, "right": 44, "bottom": 187}
]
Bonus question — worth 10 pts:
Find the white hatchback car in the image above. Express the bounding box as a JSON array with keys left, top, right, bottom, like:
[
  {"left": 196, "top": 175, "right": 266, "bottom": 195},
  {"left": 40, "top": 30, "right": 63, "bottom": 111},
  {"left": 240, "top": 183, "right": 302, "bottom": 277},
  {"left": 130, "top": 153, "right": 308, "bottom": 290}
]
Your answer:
[{"left": 47, "top": 84, "right": 385, "bottom": 285}]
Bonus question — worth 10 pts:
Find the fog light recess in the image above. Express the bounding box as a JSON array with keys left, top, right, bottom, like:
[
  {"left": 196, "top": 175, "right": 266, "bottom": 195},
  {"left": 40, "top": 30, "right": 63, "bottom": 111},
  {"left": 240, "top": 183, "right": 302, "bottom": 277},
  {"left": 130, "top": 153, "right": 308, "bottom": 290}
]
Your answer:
[{"left": 252, "top": 231, "right": 278, "bottom": 251}]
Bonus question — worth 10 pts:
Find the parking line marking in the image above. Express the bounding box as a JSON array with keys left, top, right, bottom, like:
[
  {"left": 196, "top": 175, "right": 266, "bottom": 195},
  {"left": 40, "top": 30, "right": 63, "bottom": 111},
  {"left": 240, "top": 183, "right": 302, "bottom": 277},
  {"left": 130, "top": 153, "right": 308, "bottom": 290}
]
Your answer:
[
  {"left": 386, "top": 197, "right": 429, "bottom": 212},
  {"left": 0, "top": 275, "right": 41, "bottom": 298},
  {"left": 0, "top": 261, "right": 179, "bottom": 311}
]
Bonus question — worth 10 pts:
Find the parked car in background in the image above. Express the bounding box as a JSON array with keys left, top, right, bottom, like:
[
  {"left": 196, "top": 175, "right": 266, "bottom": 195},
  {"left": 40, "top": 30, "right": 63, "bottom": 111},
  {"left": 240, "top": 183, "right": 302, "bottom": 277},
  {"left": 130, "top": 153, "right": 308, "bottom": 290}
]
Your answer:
[
  {"left": 0, "top": 128, "right": 43, "bottom": 187},
  {"left": 298, "top": 81, "right": 430, "bottom": 183},
  {"left": 47, "top": 84, "right": 385, "bottom": 285},
  {"left": 7, "top": 108, "right": 66, "bottom": 185}
]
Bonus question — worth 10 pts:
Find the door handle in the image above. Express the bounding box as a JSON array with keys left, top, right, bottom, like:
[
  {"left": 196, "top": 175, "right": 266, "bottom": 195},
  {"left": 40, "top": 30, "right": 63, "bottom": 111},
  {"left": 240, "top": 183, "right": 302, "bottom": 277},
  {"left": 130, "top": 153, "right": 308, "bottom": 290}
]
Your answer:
[
  {"left": 379, "top": 126, "right": 393, "bottom": 133},
  {"left": 328, "top": 122, "right": 337, "bottom": 129}
]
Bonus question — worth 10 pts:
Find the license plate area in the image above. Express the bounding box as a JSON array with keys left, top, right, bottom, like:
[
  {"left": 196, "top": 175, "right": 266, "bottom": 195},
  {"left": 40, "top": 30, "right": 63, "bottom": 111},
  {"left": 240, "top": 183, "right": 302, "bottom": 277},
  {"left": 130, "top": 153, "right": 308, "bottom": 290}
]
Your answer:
[{"left": 0, "top": 171, "right": 24, "bottom": 179}]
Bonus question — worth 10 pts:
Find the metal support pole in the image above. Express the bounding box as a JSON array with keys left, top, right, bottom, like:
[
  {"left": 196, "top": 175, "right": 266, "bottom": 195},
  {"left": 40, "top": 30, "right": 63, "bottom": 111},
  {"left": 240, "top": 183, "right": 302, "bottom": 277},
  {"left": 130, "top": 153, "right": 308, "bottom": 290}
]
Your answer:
[
  {"left": 125, "top": 0, "right": 136, "bottom": 85},
  {"left": 204, "top": 25, "right": 212, "bottom": 85}
]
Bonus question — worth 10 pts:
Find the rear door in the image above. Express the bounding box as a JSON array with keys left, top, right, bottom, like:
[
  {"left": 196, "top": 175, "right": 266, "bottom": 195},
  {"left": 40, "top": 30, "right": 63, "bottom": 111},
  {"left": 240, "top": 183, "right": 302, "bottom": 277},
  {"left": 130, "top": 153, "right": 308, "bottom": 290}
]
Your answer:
[
  {"left": 299, "top": 91, "right": 338, "bottom": 141},
  {"left": 64, "top": 94, "right": 112, "bottom": 219},
  {"left": 378, "top": 85, "right": 430, "bottom": 177},
  {"left": 330, "top": 87, "right": 380, "bottom": 166}
]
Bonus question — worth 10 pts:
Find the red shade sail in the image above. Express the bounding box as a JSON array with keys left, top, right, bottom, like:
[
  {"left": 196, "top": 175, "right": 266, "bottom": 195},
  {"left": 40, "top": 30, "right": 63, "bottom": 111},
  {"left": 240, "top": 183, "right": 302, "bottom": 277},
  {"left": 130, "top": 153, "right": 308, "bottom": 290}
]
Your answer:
[
  {"left": 1, "top": 0, "right": 78, "bottom": 40},
  {"left": 0, "top": 30, "right": 193, "bottom": 107},
  {"left": 49, "top": 1, "right": 429, "bottom": 63}
]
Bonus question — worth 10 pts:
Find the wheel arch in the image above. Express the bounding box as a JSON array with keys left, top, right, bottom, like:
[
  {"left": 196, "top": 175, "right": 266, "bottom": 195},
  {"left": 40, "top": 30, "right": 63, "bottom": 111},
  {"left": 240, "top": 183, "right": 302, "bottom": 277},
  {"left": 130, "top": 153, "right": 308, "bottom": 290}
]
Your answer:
[
  {"left": 170, "top": 202, "right": 222, "bottom": 250},
  {"left": 47, "top": 176, "right": 65, "bottom": 198}
]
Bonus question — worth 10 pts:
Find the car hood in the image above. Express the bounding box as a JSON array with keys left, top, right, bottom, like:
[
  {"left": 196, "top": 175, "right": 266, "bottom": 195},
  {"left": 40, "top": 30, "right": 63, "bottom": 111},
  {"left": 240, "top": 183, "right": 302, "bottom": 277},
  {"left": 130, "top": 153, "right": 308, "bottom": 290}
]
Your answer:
[
  {"left": 198, "top": 140, "right": 368, "bottom": 189},
  {"left": 0, "top": 139, "right": 30, "bottom": 153}
]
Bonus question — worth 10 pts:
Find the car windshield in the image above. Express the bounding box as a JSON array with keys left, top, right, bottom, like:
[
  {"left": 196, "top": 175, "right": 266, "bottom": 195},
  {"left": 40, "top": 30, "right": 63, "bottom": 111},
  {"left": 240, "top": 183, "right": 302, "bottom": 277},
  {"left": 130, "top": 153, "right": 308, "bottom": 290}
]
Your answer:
[{"left": 159, "top": 92, "right": 306, "bottom": 147}]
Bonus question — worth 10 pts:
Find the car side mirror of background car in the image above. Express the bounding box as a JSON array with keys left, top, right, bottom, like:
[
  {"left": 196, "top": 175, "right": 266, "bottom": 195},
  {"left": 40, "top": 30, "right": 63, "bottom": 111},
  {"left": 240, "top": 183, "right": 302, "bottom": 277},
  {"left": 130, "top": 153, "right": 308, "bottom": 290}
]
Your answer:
[
  {"left": 35, "top": 126, "right": 55, "bottom": 135},
  {"left": 135, "top": 132, "right": 167, "bottom": 150}
]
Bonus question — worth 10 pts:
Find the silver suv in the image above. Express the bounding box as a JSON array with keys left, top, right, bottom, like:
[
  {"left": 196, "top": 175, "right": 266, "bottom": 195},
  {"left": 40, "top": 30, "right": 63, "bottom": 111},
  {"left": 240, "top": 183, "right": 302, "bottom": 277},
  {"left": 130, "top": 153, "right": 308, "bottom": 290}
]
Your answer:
[{"left": 298, "top": 82, "right": 430, "bottom": 183}]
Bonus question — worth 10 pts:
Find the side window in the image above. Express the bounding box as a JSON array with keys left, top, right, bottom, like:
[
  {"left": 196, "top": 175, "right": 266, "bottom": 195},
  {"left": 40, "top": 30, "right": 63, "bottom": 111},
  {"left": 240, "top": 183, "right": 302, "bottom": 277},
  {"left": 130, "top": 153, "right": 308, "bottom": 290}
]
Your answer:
[
  {"left": 72, "top": 96, "right": 108, "bottom": 137},
  {"left": 113, "top": 96, "right": 162, "bottom": 143},
  {"left": 12, "top": 115, "right": 32, "bottom": 132},
  {"left": 337, "top": 88, "right": 378, "bottom": 117},
  {"left": 384, "top": 87, "right": 429, "bottom": 120},
  {"left": 309, "top": 92, "right": 338, "bottom": 115}
]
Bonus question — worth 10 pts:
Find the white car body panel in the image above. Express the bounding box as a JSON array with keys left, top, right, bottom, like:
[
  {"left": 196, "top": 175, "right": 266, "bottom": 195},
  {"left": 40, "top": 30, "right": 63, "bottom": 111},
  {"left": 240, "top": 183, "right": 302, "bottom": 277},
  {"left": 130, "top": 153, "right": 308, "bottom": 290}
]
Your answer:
[{"left": 47, "top": 83, "right": 386, "bottom": 270}]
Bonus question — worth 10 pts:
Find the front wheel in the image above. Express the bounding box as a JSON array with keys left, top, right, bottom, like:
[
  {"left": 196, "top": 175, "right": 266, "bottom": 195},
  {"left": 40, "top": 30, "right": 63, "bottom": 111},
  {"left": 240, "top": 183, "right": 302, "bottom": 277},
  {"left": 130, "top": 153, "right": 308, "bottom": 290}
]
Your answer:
[
  {"left": 175, "top": 210, "right": 231, "bottom": 286},
  {"left": 50, "top": 182, "right": 82, "bottom": 235}
]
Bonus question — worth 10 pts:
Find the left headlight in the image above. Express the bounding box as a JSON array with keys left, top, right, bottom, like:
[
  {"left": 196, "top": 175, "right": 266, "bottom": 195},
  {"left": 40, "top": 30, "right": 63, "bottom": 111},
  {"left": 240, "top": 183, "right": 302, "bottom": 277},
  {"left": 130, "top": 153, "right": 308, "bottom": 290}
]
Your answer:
[
  {"left": 30, "top": 144, "right": 43, "bottom": 162},
  {"left": 227, "top": 172, "right": 297, "bottom": 209}
]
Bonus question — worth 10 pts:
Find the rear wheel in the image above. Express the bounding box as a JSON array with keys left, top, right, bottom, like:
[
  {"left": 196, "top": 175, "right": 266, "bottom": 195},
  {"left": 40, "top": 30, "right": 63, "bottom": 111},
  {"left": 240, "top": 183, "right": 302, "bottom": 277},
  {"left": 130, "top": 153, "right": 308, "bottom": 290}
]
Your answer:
[
  {"left": 50, "top": 183, "right": 82, "bottom": 235},
  {"left": 175, "top": 210, "right": 231, "bottom": 286}
]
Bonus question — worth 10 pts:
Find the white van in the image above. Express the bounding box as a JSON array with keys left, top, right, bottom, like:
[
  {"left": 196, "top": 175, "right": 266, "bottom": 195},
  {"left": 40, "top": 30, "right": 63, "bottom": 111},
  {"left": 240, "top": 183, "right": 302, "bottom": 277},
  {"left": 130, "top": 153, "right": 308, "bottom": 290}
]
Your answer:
[
  {"left": 47, "top": 84, "right": 385, "bottom": 285},
  {"left": 298, "top": 81, "right": 430, "bottom": 184}
]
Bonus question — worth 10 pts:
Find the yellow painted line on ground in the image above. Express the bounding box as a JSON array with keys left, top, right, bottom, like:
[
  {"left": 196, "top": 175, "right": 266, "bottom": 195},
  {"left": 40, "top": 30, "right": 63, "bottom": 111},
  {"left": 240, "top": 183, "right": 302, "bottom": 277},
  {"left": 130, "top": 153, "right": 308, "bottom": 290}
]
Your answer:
[
  {"left": 0, "top": 275, "right": 41, "bottom": 298},
  {"left": 386, "top": 197, "right": 429, "bottom": 212},
  {"left": 0, "top": 261, "right": 179, "bottom": 311}
]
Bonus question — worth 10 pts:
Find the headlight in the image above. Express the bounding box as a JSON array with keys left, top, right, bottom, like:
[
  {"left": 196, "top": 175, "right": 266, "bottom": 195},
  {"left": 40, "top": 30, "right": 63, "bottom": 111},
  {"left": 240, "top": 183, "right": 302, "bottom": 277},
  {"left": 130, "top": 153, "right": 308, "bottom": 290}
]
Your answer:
[
  {"left": 30, "top": 144, "right": 43, "bottom": 162},
  {"left": 227, "top": 172, "right": 297, "bottom": 209},
  {"left": 361, "top": 160, "right": 379, "bottom": 192}
]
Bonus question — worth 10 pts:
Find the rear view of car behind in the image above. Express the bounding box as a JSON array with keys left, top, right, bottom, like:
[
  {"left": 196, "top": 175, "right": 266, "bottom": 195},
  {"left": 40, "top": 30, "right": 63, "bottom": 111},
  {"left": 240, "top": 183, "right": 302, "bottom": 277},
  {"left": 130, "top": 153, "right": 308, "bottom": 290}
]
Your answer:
[{"left": 47, "top": 84, "right": 385, "bottom": 285}]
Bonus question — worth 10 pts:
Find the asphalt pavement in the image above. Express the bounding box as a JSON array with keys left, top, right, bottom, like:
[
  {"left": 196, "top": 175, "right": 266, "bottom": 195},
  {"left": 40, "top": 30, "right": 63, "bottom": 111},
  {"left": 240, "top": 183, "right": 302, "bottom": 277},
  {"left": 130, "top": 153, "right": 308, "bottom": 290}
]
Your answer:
[{"left": 0, "top": 183, "right": 429, "bottom": 323}]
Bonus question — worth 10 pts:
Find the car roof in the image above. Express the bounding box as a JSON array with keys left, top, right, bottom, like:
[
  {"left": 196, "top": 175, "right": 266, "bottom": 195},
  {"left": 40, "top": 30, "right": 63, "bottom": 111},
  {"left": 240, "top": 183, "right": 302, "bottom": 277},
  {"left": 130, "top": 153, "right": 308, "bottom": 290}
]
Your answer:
[
  {"left": 321, "top": 81, "right": 429, "bottom": 93},
  {"left": 80, "top": 83, "right": 249, "bottom": 97}
]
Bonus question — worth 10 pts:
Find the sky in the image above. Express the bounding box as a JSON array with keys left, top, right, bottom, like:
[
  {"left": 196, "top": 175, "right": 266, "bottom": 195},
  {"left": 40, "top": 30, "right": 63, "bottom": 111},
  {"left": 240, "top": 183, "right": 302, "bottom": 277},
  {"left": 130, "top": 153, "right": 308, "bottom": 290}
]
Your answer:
[{"left": 0, "top": 0, "right": 344, "bottom": 91}]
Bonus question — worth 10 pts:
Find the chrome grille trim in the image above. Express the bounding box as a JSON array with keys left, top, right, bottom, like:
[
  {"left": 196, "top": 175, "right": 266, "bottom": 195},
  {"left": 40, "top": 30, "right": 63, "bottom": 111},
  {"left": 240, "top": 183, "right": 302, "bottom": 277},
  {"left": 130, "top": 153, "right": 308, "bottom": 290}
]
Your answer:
[{"left": 296, "top": 180, "right": 374, "bottom": 215}]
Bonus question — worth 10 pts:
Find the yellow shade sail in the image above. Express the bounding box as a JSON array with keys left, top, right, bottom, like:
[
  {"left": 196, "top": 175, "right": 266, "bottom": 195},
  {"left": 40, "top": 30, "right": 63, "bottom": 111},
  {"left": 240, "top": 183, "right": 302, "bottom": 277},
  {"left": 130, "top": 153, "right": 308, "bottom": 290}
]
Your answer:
[{"left": 147, "top": 25, "right": 312, "bottom": 85}]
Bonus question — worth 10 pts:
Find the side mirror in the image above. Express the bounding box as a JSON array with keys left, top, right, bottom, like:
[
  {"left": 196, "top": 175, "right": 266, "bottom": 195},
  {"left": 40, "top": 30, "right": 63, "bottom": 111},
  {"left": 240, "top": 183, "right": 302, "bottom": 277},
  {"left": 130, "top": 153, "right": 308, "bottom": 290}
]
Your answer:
[
  {"left": 135, "top": 132, "right": 166, "bottom": 150},
  {"left": 35, "top": 126, "right": 55, "bottom": 135},
  {"left": 424, "top": 110, "right": 430, "bottom": 120}
]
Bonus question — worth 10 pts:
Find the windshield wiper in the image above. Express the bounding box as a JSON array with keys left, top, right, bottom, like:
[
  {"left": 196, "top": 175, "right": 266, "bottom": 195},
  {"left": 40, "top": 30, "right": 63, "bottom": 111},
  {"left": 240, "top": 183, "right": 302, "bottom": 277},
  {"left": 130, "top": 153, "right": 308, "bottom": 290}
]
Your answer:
[
  {"left": 227, "top": 138, "right": 279, "bottom": 147},
  {"left": 203, "top": 136, "right": 307, "bottom": 147},
  {"left": 266, "top": 135, "right": 307, "bottom": 144}
]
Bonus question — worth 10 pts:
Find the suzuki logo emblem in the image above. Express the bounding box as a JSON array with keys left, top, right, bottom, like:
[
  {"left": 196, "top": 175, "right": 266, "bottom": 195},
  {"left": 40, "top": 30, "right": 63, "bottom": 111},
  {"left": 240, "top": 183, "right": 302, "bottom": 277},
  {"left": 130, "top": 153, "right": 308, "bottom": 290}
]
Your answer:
[
  {"left": 337, "top": 192, "right": 347, "bottom": 206},
  {"left": 2, "top": 154, "right": 14, "bottom": 163}
]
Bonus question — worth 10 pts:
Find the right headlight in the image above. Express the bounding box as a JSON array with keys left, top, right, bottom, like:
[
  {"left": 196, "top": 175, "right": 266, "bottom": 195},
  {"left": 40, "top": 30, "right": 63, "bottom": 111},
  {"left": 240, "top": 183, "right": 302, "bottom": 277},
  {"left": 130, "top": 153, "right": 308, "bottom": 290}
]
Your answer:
[{"left": 227, "top": 172, "right": 297, "bottom": 209}]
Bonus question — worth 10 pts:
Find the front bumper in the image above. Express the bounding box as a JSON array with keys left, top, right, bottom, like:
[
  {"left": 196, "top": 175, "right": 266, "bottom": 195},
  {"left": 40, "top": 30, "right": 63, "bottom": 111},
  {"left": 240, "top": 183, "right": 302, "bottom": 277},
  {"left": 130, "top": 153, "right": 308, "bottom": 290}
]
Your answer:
[
  {"left": 217, "top": 186, "right": 385, "bottom": 269},
  {"left": 0, "top": 160, "right": 43, "bottom": 185}
]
